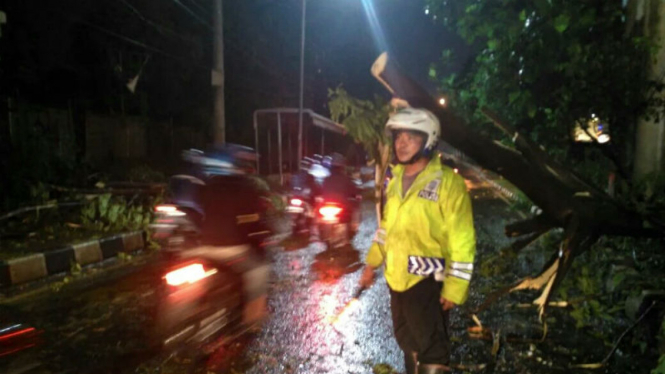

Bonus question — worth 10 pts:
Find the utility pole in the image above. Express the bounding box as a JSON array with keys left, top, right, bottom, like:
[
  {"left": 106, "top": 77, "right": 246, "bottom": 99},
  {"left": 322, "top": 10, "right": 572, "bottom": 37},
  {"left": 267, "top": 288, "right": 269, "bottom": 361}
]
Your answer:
[
  {"left": 298, "top": 0, "right": 306, "bottom": 165},
  {"left": 213, "top": 0, "right": 225, "bottom": 146},
  {"left": 633, "top": 0, "right": 665, "bottom": 178}
]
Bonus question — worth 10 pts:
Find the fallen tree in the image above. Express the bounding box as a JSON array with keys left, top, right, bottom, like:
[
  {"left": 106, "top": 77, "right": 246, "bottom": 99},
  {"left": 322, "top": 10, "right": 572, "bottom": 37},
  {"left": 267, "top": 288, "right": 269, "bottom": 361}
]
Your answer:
[{"left": 370, "top": 52, "right": 665, "bottom": 318}]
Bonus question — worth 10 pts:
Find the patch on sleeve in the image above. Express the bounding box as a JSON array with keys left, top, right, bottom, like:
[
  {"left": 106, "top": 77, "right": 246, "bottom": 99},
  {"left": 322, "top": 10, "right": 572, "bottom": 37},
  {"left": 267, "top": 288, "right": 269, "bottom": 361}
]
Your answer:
[{"left": 418, "top": 178, "right": 441, "bottom": 201}]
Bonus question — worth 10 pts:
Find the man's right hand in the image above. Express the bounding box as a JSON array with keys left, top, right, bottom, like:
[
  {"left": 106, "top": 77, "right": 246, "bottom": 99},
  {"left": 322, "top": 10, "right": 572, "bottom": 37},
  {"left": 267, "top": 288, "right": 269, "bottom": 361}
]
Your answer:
[{"left": 359, "top": 265, "right": 376, "bottom": 288}]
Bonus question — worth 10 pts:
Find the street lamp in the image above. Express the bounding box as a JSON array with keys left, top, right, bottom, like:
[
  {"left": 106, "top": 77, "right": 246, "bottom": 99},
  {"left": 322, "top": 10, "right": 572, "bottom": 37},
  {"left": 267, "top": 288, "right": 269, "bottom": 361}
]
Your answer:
[{"left": 298, "top": 0, "right": 307, "bottom": 166}]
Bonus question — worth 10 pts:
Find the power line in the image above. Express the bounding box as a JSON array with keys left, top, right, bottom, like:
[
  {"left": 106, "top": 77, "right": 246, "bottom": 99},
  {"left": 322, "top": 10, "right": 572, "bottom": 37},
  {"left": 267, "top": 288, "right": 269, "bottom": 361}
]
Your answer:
[
  {"left": 63, "top": 10, "right": 301, "bottom": 96},
  {"left": 171, "top": 0, "right": 212, "bottom": 29},
  {"left": 183, "top": 0, "right": 210, "bottom": 15},
  {"left": 72, "top": 19, "right": 287, "bottom": 102},
  {"left": 116, "top": 0, "right": 200, "bottom": 45},
  {"left": 60, "top": 11, "right": 211, "bottom": 71}
]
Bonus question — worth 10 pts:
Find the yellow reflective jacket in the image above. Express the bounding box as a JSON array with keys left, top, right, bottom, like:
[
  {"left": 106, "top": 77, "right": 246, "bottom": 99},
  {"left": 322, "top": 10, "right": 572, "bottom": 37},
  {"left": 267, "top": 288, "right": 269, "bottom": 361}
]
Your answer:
[{"left": 366, "top": 156, "right": 476, "bottom": 305}]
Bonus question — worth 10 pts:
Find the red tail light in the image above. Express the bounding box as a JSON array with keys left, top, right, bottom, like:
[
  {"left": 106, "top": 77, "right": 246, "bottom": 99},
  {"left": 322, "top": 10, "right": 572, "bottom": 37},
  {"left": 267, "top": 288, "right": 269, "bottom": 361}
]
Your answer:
[
  {"left": 155, "top": 204, "right": 186, "bottom": 217},
  {"left": 0, "top": 325, "right": 42, "bottom": 357},
  {"left": 290, "top": 198, "right": 303, "bottom": 207},
  {"left": 164, "top": 263, "right": 217, "bottom": 286},
  {"left": 319, "top": 204, "right": 343, "bottom": 220},
  {"left": 0, "top": 327, "right": 36, "bottom": 342}
]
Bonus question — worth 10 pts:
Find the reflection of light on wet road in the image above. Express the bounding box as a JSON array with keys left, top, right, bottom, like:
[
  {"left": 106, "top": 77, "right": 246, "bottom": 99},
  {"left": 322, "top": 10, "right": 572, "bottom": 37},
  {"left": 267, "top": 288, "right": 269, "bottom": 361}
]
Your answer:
[
  {"left": 331, "top": 298, "right": 360, "bottom": 328},
  {"left": 319, "top": 291, "right": 339, "bottom": 323},
  {"left": 232, "top": 201, "right": 404, "bottom": 373}
]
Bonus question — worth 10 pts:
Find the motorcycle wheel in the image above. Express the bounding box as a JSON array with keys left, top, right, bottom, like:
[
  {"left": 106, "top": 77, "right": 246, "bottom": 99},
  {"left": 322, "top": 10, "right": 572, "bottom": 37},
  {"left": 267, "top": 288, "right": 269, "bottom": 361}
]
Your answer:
[{"left": 151, "top": 270, "right": 242, "bottom": 353}]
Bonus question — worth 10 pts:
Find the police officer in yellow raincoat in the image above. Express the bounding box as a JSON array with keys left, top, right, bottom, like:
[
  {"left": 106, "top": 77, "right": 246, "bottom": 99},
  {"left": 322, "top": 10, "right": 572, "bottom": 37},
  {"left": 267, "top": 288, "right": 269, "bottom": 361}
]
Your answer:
[{"left": 359, "top": 108, "right": 476, "bottom": 374}]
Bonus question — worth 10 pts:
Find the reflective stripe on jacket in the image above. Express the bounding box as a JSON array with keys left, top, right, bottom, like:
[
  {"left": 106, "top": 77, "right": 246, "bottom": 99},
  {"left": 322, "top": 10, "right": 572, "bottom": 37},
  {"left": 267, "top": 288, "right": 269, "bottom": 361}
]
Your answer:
[{"left": 366, "top": 156, "right": 476, "bottom": 305}]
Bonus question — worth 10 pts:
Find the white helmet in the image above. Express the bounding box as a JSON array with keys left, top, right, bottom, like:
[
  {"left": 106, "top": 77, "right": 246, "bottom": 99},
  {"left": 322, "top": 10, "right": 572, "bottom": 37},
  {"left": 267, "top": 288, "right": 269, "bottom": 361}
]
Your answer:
[{"left": 385, "top": 108, "right": 441, "bottom": 151}]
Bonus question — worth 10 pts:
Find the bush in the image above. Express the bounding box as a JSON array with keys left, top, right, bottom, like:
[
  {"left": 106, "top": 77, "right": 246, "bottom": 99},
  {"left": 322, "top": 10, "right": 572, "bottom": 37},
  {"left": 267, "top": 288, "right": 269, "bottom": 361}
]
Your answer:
[{"left": 80, "top": 194, "right": 156, "bottom": 232}]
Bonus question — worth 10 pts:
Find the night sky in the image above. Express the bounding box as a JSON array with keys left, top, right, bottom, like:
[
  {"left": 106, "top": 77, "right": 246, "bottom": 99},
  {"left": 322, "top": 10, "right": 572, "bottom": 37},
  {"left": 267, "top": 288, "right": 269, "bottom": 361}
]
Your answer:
[{"left": 0, "top": 0, "right": 469, "bottom": 145}]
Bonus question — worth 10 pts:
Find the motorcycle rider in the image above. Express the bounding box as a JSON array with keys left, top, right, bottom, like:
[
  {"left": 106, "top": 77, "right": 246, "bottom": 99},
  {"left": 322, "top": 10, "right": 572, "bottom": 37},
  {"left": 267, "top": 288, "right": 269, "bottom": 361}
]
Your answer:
[
  {"left": 320, "top": 153, "right": 360, "bottom": 231},
  {"left": 359, "top": 108, "right": 476, "bottom": 374},
  {"left": 291, "top": 158, "right": 320, "bottom": 202},
  {"left": 320, "top": 153, "right": 358, "bottom": 204},
  {"left": 182, "top": 144, "right": 272, "bottom": 327}
]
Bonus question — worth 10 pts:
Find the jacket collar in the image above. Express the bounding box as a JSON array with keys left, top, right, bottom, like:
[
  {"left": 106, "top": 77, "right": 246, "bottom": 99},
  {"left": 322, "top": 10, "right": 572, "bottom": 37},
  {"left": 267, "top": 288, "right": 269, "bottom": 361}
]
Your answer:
[{"left": 391, "top": 156, "right": 442, "bottom": 180}]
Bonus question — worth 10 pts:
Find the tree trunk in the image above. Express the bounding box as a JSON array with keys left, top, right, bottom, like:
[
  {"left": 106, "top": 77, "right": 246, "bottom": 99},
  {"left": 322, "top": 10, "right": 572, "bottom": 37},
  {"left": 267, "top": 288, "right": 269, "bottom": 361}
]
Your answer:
[
  {"left": 633, "top": 0, "right": 665, "bottom": 179},
  {"left": 370, "top": 52, "right": 664, "bottom": 315},
  {"left": 372, "top": 52, "right": 662, "bottom": 238}
]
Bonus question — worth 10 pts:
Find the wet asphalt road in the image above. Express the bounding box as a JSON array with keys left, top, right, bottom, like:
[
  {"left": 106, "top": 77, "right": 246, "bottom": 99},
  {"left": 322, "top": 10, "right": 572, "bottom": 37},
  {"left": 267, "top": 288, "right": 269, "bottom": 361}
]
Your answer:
[
  {"left": 2, "top": 173, "right": 600, "bottom": 374},
  {"left": 0, "top": 199, "right": 407, "bottom": 374},
  {"left": 235, "top": 202, "right": 402, "bottom": 374}
]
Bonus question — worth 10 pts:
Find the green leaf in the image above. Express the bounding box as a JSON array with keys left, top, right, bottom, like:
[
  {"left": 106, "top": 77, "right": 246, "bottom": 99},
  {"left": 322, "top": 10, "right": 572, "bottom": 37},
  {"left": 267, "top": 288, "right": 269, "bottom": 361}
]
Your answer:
[
  {"left": 611, "top": 272, "right": 626, "bottom": 289},
  {"left": 108, "top": 204, "right": 120, "bottom": 223},
  {"left": 554, "top": 14, "right": 570, "bottom": 33},
  {"left": 652, "top": 354, "right": 665, "bottom": 374},
  {"left": 429, "top": 66, "right": 437, "bottom": 79},
  {"left": 509, "top": 91, "right": 520, "bottom": 104},
  {"left": 98, "top": 194, "right": 111, "bottom": 215},
  {"left": 487, "top": 39, "right": 498, "bottom": 50},
  {"left": 519, "top": 9, "right": 527, "bottom": 22}
]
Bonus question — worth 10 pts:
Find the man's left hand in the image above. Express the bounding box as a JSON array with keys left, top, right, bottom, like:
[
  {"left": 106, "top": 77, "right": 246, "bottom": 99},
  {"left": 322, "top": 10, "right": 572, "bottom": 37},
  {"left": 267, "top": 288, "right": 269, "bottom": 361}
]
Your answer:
[{"left": 440, "top": 297, "right": 456, "bottom": 311}]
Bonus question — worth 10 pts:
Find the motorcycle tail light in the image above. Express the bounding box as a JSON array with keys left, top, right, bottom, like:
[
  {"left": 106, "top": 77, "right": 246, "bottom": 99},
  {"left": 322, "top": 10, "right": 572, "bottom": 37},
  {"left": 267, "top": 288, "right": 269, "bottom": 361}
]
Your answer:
[
  {"left": 0, "top": 325, "right": 41, "bottom": 357},
  {"left": 290, "top": 198, "right": 303, "bottom": 207},
  {"left": 164, "top": 263, "right": 217, "bottom": 286},
  {"left": 319, "top": 205, "right": 343, "bottom": 221},
  {"left": 0, "top": 326, "right": 36, "bottom": 342},
  {"left": 155, "top": 204, "right": 187, "bottom": 217}
]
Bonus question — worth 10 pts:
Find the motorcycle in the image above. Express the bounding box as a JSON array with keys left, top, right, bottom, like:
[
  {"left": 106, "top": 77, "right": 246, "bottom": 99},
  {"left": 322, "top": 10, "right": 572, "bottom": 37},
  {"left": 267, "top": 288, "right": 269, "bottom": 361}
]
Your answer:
[
  {"left": 150, "top": 175, "right": 205, "bottom": 249},
  {"left": 286, "top": 189, "right": 314, "bottom": 235},
  {"left": 315, "top": 196, "right": 361, "bottom": 249},
  {"left": 151, "top": 257, "right": 244, "bottom": 352},
  {"left": 148, "top": 201, "right": 270, "bottom": 354}
]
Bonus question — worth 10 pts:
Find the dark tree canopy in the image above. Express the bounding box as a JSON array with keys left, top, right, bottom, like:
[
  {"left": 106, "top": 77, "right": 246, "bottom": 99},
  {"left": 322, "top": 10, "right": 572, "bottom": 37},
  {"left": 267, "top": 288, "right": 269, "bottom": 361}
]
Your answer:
[{"left": 426, "top": 0, "right": 659, "bottom": 181}]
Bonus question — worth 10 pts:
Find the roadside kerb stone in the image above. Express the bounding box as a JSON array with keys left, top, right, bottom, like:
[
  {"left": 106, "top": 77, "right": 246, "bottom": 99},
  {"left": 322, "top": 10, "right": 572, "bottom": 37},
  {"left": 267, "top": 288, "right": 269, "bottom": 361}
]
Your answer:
[{"left": 0, "top": 231, "right": 145, "bottom": 288}]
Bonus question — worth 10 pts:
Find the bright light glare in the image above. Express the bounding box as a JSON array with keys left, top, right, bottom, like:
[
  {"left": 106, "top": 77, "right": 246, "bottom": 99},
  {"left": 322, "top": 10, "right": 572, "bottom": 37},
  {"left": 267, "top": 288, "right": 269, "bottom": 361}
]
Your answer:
[
  {"left": 309, "top": 164, "right": 330, "bottom": 179},
  {"left": 290, "top": 198, "right": 303, "bottom": 207},
  {"left": 438, "top": 97, "right": 446, "bottom": 106},
  {"left": 165, "top": 263, "right": 217, "bottom": 286},
  {"left": 331, "top": 298, "right": 360, "bottom": 327},
  {"left": 319, "top": 205, "right": 342, "bottom": 219},
  {"left": 597, "top": 134, "right": 611, "bottom": 144},
  {"left": 155, "top": 205, "right": 186, "bottom": 217},
  {"left": 454, "top": 168, "right": 459, "bottom": 174},
  {"left": 361, "top": 0, "right": 389, "bottom": 53}
]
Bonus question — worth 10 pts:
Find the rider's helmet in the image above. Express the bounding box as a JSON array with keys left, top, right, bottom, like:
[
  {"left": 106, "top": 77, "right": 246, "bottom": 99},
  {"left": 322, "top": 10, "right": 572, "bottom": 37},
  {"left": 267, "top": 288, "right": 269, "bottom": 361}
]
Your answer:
[
  {"left": 182, "top": 143, "right": 257, "bottom": 177},
  {"left": 321, "top": 155, "right": 333, "bottom": 170},
  {"left": 385, "top": 108, "right": 440, "bottom": 164},
  {"left": 329, "top": 153, "right": 346, "bottom": 169},
  {"left": 322, "top": 153, "right": 345, "bottom": 171}
]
